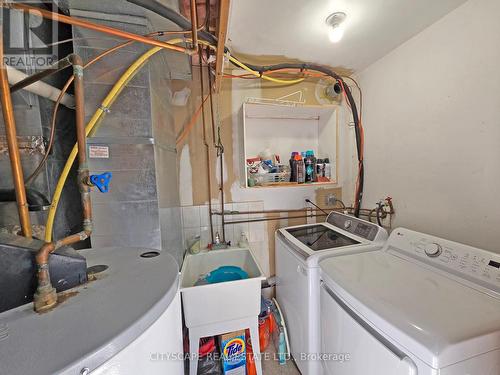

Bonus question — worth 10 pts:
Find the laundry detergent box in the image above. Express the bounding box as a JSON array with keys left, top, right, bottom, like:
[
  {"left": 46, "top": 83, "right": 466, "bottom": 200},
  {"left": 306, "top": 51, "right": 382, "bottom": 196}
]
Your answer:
[{"left": 219, "top": 330, "right": 246, "bottom": 375}]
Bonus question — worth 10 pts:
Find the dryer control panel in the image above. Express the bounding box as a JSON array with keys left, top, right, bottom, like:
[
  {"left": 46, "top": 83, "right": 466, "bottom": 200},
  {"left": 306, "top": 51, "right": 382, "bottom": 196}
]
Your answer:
[
  {"left": 389, "top": 228, "right": 500, "bottom": 293},
  {"left": 327, "top": 212, "right": 381, "bottom": 241}
]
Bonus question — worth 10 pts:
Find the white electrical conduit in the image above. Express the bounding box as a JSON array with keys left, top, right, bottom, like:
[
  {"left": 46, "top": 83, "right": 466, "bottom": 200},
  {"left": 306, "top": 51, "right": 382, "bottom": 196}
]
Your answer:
[{"left": 6, "top": 65, "right": 75, "bottom": 108}]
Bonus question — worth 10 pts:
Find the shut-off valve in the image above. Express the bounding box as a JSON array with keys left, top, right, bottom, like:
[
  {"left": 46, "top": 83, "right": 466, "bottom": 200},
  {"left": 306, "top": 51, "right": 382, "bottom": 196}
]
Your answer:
[{"left": 89, "top": 172, "right": 112, "bottom": 193}]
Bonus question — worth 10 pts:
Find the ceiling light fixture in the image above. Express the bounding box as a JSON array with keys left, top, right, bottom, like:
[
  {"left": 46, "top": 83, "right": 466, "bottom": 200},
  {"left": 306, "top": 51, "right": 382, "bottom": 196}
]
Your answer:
[{"left": 326, "top": 12, "right": 347, "bottom": 43}]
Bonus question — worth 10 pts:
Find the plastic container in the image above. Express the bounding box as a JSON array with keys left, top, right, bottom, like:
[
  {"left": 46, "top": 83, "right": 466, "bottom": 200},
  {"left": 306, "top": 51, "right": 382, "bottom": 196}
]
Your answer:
[
  {"left": 324, "top": 158, "right": 331, "bottom": 180},
  {"left": 259, "top": 315, "right": 271, "bottom": 351},
  {"left": 316, "top": 159, "right": 324, "bottom": 181},
  {"left": 246, "top": 330, "right": 257, "bottom": 375},
  {"left": 252, "top": 172, "right": 290, "bottom": 186},
  {"left": 205, "top": 266, "right": 249, "bottom": 284},
  {"left": 304, "top": 150, "right": 316, "bottom": 183},
  {"left": 289, "top": 152, "right": 298, "bottom": 182},
  {"left": 293, "top": 155, "right": 304, "bottom": 184}
]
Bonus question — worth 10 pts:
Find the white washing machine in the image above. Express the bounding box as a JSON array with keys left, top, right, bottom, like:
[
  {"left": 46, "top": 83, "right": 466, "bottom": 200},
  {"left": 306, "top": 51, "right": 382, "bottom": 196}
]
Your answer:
[
  {"left": 319, "top": 228, "right": 500, "bottom": 375},
  {"left": 276, "top": 211, "right": 388, "bottom": 375}
]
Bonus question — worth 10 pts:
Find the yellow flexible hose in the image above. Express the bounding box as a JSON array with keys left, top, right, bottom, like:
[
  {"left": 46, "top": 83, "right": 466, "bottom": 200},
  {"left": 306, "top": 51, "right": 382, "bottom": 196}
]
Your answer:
[
  {"left": 45, "top": 39, "right": 303, "bottom": 242},
  {"left": 226, "top": 56, "right": 305, "bottom": 84},
  {"left": 44, "top": 47, "right": 162, "bottom": 242},
  {"left": 169, "top": 38, "right": 306, "bottom": 85}
]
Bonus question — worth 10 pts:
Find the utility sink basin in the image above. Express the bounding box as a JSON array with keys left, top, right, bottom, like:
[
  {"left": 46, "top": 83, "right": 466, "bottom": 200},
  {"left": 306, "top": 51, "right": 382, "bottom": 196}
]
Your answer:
[{"left": 180, "top": 248, "right": 265, "bottom": 328}]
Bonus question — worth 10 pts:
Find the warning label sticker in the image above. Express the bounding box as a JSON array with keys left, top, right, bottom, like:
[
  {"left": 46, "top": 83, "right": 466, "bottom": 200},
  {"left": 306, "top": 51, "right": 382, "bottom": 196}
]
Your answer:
[{"left": 88, "top": 145, "right": 109, "bottom": 159}]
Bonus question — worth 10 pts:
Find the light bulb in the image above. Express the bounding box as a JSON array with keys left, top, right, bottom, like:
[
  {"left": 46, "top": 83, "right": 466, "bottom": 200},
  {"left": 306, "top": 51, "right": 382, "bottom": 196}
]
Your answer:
[
  {"left": 326, "top": 12, "right": 347, "bottom": 43},
  {"left": 328, "top": 26, "right": 344, "bottom": 43}
]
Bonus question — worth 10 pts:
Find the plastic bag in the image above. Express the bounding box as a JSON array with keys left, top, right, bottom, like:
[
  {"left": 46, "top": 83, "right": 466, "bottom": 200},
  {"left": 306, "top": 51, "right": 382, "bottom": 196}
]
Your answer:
[
  {"left": 197, "top": 337, "right": 222, "bottom": 375},
  {"left": 197, "top": 355, "right": 222, "bottom": 375}
]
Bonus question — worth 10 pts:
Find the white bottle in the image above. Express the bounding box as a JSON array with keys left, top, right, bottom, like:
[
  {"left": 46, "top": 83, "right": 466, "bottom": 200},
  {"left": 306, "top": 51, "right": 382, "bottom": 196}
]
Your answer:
[
  {"left": 238, "top": 232, "right": 249, "bottom": 248},
  {"left": 323, "top": 158, "right": 331, "bottom": 180}
]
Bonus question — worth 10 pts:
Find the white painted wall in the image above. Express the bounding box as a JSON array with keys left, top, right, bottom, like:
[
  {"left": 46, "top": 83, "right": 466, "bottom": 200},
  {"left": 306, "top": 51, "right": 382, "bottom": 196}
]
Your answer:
[
  {"left": 230, "top": 74, "right": 356, "bottom": 209},
  {"left": 227, "top": 0, "right": 467, "bottom": 71},
  {"left": 358, "top": 0, "right": 500, "bottom": 252}
]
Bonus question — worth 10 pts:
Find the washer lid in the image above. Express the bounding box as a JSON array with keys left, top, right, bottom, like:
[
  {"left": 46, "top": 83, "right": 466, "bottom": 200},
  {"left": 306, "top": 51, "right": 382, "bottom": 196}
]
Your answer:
[
  {"left": 285, "top": 224, "right": 361, "bottom": 251},
  {"left": 320, "top": 251, "right": 500, "bottom": 369}
]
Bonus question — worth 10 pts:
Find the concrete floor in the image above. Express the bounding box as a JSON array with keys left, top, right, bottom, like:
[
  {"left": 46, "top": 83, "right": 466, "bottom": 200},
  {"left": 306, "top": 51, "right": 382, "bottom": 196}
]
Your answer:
[{"left": 261, "top": 341, "right": 301, "bottom": 375}]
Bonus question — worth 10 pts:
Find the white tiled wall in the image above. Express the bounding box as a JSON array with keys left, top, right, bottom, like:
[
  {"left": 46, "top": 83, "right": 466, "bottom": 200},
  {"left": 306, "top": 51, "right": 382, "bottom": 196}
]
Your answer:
[
  {"left": 159, "top": 207, "right": 183, "bottom": 265},
  {"left": 181, "top": 200, "right": 270, "bottom": 276}
]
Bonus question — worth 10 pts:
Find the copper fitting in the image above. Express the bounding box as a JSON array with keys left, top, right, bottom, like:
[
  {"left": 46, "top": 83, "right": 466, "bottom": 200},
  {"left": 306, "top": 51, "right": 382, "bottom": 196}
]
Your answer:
[
  {"left": 34, "top": 54, "right": 93, "bottom": 313},
  {"left": 189, "top": 0, "right": 199, "bottom": 52},
  {"left": 33, "top": 231, "right": 91, "bottom": 312},
  {"left": 33, "top": 243, "right": 57, "bottom": 312}
]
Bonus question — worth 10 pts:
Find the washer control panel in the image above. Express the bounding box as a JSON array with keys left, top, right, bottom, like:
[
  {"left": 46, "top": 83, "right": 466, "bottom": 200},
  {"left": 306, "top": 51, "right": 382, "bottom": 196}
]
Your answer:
[
  {"left": 327, "top": 212, "right": 381, "bottom": 241},
  {"left": 390, "top": 228, "right": 500, "bottom": 290},
  {"left": 424, "top": 243, "right": 442, "bottom": 257}
]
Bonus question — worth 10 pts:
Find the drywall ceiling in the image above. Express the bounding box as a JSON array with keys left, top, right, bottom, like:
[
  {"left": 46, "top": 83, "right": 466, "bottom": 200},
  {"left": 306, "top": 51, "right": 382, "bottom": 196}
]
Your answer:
[{"left": 227, "top": 0, "right": 468, "bottom": 72}]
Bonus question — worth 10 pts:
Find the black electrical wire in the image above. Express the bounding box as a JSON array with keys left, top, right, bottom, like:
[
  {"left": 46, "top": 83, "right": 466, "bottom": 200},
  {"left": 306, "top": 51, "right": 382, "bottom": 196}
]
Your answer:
[
  {"left": 0, "top": 188, "right": 50, "bottom": 211},
  {"left": 375, "top": 202, "right": 383, "bottom": 226},
  {"left": 237, "top": 63, "right": 364, "bottom": 216},
  {"left": 125, "top": 0, "right": 364, "bottom": 216},
  {"left": 125, "top": 0, "right": 218, "bottom": 45}
]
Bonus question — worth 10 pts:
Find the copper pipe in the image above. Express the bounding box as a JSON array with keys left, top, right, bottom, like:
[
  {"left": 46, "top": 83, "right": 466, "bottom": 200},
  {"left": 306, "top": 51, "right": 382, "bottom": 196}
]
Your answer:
[
  {"left": 26, "top": 30, "right": 167, "bottom": 185},
  {"left": 225, "top": 212, "right": 385, "bottom": 225},
  {"left": 225, "top": 214, "right": 328, "bottom": 225},
  {"left": 0, "top": 29, "right": 32, "bottom": 237},
  {"left": 219, "top": 136, "right": 225, "bottom": 242},
  {"left": 190, "top": 0, "right": 199, "bottom": 51},
  {"left": 212, "top": 207, "right": 351, "bottom": 215},
  {"left": 195, "top": 6, "right": 213, "bottom": 242},
  {"left": 222, "top": 207, "right": 381, "bottom": 225},
  {"left": 211, "top": 207, "right": 375, "bottom": 216},
  {"left": 207, "top": 59, "right": 217, "bottom": 142},
  {"left": 34, "top": 54, "right": 92, "bottom": 313},
  {"left": 5, "top": 2, "right": 192, "bottom": 55},
  {"left": 199, "top": 45, "right": 214, "bottom": 243},
  {"left": 69, "top": 54, "right": 92, "bottom": 230}
]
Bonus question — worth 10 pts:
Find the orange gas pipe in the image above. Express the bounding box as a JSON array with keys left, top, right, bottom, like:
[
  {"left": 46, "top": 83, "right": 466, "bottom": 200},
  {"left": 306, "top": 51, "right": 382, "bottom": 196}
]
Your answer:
[{"left": 4, "top": 2, "right": 192, "bottom": 55}]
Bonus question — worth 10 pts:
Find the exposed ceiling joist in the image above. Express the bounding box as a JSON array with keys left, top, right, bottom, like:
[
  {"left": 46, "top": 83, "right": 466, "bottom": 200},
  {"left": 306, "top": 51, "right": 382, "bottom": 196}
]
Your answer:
[{"left": 214, "top": 0, "right": 230, "bottom": 93}]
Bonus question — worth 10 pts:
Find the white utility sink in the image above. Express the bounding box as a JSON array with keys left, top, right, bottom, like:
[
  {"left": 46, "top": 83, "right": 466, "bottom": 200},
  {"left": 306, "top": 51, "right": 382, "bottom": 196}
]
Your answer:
[{"left": 180, "top": 248, "right": 265, "bottom": 328}]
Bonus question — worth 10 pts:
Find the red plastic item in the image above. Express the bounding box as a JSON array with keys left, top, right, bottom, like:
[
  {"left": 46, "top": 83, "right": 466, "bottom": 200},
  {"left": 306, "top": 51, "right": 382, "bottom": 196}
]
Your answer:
[
  {"left": 246, "top": 330, "right": 257, "bottom": 375},
  {"left": 245, "top": 311, "right": 276, "bottom": 374},
  {"left": 259, "top": 315, "right": 271, "bottom": 351},
  {"left": 199, "top": 337, "right": 216, "bottom": 357}
]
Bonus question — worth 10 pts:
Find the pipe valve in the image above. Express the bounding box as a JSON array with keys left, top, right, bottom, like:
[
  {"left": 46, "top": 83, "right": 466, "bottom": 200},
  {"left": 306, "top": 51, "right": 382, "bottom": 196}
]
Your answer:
[{"left": 90, "top": 172, "right": 112, "bottom": 193}]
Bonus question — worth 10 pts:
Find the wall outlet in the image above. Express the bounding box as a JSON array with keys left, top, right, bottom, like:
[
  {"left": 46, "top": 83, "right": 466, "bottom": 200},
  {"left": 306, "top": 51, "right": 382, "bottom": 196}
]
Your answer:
[{"left": 325, "top": 194, "right": 337, "bottom": 206}]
